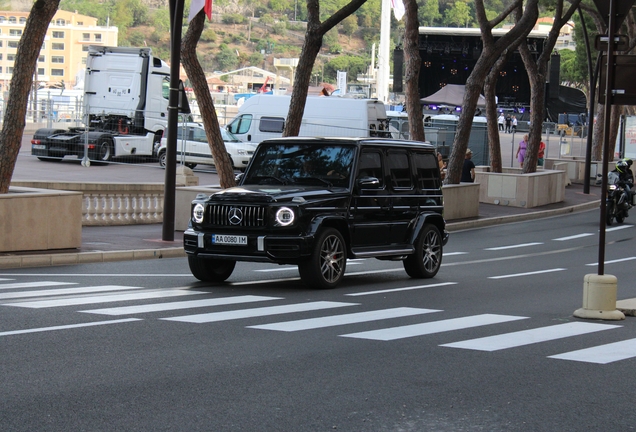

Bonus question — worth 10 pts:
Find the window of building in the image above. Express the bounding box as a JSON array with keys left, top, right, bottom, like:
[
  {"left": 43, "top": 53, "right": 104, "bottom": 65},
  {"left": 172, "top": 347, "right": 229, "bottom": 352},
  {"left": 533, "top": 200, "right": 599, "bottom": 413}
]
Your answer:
[
  {"left": 82, "top": 45, "right": 89, "bottom": 52},
  {"left": 77, "top": 21, "right": 83, "bottom": 26},
  {"left": 38, "top": 55, "right": 45, "bottom": 62},
  {"left": 0, "top": 17, "right": 5, "bottom": 23},
  {"left": 55, "top": 19, "right": 65, "bottom": 25},
  {"left": 83, "top": 33, "right": 90, "bottom": 41},
  {"left": 7, "top": 67, "right": 14, "bottom": 74},
  {"left": 9, "top": 29, "right": 22, "bottom": 36},
  {"left": 7, "top": 54, "right": 15, "bottom": 62},
  {"left": 95, "top": 34, "right": 102, "bottom": 42},
  {"left": 19, "top": 17, "right": 26, "bottom": 24},
  {"left": 9, "top": 16, "right": 16, "bottom": 23},
  {"left": 51, "top": 69, "right": 64, "bottom": 76},
  {"left": 0, "top": 54, "right": 2, "bottom": 61},
  {"left": 52, "top": 43, "right": 64, "bottom": 50},
  {"left": 8, "top": 41, "right": 18, "bottom": 49},
  {"left": 52, "top": 31, "right": 64, "bottom": 38},
  {"left": 37, "top": 67, "right": 44, "bottom": 75},
  {"left": 52, "top": 56, "right": 64, "bottom": 64},
  {"left": 0, "top": 67, "right": 3, "bottom": 73},
  {"left": 41, "top": 42, "right": 45, "bottom": 49}
]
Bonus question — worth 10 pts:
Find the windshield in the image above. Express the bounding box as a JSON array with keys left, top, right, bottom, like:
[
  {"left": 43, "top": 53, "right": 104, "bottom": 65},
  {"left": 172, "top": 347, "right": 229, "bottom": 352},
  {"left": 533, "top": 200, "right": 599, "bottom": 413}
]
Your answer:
[
  {"left": 221, "top": 128, "right": 240, "bottom": 142},
  {"left": 243, "top": 143, "right": 356, "bottom": 188}
]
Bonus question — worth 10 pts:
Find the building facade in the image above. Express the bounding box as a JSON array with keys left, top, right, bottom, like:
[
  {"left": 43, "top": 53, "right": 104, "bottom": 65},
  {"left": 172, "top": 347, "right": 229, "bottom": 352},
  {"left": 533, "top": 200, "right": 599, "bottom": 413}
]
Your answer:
[{"left": 0, "top": 9, "right": 118, "bottom": 91}]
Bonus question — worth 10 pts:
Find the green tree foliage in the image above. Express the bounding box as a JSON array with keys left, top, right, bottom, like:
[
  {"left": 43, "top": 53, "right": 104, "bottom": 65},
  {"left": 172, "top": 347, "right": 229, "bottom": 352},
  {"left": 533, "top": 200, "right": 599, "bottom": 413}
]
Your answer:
[
  {"left": 324, "top": 55, "right": 367, "bottom": 80},
  {"left": 216, "top": 44, "right": 239, "bottom": 71},
  {"left": 418, "top": 0, "right": 441, "bottom": 26},
  {"left": 444, "top": 0, "right": 472, "bottom": 27},
  {"left": 341, "top": 14, "right": 358, "bottom": 42}
]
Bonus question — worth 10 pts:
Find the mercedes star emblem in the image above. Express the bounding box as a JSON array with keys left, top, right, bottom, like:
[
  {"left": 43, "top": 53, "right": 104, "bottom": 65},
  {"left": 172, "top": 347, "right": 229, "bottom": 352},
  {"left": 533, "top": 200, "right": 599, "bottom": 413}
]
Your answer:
[{"left": 228, "top": 207, "right": 243, "bottom": 225}]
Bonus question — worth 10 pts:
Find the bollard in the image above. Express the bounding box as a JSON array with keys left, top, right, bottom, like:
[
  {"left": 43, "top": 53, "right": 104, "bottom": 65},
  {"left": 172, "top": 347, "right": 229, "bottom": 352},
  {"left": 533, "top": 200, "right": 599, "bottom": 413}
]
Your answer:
[{"left": 573, "top": 274, "right": 625, "bottom": 320}]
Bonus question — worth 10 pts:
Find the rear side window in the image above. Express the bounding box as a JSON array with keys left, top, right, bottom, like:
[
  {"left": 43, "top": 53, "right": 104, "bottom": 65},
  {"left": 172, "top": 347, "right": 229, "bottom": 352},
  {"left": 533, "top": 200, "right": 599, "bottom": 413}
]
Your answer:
[
  {"left": 413, "top": 152, "right": 440, "bottom": 190},
  {"left": 259, "top": 116, "right": 285, "bottom": 133},
  {"left": 387, "top": 150, "right": 412, "bottom": 189},
  {"left": 357, "top": 150, "right": 383, "bottom": 187}
]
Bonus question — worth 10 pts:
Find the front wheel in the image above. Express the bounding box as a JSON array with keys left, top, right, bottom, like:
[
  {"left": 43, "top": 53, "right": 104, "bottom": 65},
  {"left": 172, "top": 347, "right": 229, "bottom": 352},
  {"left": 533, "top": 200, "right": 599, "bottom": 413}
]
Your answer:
[
  {"left": 158, "top": 150, "right": 167, "bottom": 168},
  {"left": 606, "top": 200, "right": 616, "bottom": 226},
  {"left": 298, "top": 228, "right": 347, "bottom": 289},
  {"left": 188, "top": 255, "right": 236, "bottom": 282},
  {"left": 404, "top": 224, "right": 443, "bottom": 278}
]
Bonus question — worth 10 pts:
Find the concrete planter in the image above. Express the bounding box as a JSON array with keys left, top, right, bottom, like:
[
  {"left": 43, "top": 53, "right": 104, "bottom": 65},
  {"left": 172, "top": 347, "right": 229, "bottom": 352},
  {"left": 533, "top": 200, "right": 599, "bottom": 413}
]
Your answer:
[
  {"left": 475, "top": 168, "right": 566, "bottom": 208},
  {"left": 545, "top": 158, "right": 616, "bottom": 184},
  {"left": 1, "top": 187, "right": 82, "bottom": 252},
  {"left": 442, "top": 182, "right": 480, "bottom": 220}
]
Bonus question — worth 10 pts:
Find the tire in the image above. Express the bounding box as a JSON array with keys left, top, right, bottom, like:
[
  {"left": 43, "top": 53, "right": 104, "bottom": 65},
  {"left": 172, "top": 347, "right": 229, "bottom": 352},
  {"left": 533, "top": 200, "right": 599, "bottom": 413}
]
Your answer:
[
  {"left": 403, "top": 224, "right": 443, "bottom": 279},
  {"left": 298, "top": 228, "right": 347, "bottom": 289},
  {"left": 616, "top": 212, "right": 625, "bottom": 224},
  {"left": 606, "top": 200, "right": 615, "bottom": 226},
  {"left": 188, "top": 255, "right": 236, "bottom": 282},
  {"left": 158, "top": 150, "right": 166, "bottom": 168},
  {"left": 96, "top": 139, "right": 114, "bottom": 162}
]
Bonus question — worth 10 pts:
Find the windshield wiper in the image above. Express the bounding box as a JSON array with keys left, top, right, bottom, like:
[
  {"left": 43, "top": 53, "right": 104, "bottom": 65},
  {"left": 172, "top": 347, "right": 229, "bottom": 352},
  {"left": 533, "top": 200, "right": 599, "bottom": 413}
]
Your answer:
[{"left": 254, "top": 175, "right": 288, "bottom": 185}]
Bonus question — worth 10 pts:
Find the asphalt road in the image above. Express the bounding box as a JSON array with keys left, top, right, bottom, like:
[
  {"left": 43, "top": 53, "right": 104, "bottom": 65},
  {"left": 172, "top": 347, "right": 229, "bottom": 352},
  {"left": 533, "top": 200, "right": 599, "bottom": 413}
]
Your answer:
[{"left": 1, "top": 209, "right": 635, "bottom": 431}]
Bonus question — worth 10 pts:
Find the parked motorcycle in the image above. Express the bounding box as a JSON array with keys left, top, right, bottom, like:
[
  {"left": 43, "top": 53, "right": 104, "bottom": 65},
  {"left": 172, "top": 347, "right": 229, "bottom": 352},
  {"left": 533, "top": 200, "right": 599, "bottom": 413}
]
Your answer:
[{"left": 605, "top": 171, "right": 633, "bottom": 226}]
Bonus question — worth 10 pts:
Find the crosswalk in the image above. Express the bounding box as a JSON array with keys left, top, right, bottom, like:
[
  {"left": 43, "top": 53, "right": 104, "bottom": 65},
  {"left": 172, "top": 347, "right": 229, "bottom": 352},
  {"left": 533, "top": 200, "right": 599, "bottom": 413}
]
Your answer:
[{"left": 1, "top": 278, "right": 635, "bottom": 365}]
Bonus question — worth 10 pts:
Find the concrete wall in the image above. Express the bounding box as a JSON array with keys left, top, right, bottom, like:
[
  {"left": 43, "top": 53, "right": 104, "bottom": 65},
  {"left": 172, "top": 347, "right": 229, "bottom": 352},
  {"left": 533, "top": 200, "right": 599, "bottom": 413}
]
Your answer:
[
  {"left": 1, "top": 187, "right": 82, "bottom": 252},
  {"left": 545, "top": 158, "right": 617, "bottom": 184},
  {"left": 475, "top": 168, "right": 566, "bottom": 208},
  {"left": 442, "top": 183, "right": 480, "bottom": 220}
]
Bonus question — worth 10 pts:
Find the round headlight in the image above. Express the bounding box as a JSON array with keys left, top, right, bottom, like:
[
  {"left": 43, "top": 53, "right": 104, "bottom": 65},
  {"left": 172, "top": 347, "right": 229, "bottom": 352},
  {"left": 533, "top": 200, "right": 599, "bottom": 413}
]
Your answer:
[
  {"left": 192, "top": 203, "right": 205, "bottom": 223},
  {"left": 275, "top": 207, "right": 295, "bottom": 226}
]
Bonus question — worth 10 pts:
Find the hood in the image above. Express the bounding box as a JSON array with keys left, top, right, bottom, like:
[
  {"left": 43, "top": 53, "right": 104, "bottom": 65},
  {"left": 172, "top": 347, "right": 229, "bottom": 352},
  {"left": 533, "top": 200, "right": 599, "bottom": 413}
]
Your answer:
[{"left": 210, "top": 185, "right": 344, "bottom": 204}]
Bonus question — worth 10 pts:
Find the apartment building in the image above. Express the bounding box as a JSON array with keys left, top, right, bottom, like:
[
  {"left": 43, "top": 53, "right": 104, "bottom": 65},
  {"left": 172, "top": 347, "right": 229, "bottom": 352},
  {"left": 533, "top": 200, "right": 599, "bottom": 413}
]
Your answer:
[{"left": 0, "top": 9, "right": 118, "bottom": 91}]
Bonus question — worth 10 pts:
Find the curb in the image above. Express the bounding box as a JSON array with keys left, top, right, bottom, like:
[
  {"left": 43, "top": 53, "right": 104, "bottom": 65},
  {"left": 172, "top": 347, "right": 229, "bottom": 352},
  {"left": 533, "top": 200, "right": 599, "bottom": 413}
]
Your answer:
[{"left": 0, "top": 200, "right": 600, "bottom": 270}]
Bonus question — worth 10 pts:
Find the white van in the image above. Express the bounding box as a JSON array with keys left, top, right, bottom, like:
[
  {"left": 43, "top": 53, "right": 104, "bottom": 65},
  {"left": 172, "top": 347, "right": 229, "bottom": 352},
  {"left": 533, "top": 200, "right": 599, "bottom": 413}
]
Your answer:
[{"left": 226, "top": 95, "right": 391, "bottom": 145}]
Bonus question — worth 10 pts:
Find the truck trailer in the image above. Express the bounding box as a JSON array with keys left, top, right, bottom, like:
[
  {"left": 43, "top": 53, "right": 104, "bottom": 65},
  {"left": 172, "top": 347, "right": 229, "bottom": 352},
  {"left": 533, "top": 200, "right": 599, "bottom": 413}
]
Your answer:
[{"left": 31, "top": 45, "right": 190, "bottom": 164}]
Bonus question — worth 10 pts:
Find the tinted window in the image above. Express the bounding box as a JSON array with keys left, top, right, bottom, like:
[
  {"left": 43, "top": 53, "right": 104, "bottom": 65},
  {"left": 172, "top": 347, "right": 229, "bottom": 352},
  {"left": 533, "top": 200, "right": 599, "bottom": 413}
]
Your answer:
[
  {"left": 387, "top": 151, "right": 412, "bottom": 189},
  {"left": 357, "top": 150, "right": 383, "bottom": 187},
  {"left": 413, "top": 152, "right": 440, "bottom": 190},
  {"left": 259, "top": 116, "right": 285, "bottom": 133}
]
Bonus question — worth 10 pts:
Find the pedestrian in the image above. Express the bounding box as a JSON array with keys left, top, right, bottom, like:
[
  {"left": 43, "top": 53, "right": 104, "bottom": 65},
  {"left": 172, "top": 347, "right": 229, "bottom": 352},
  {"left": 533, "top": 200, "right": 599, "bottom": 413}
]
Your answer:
[
  {"left": 437, "top": 152, "right": 447, "bottom": 180},
  {"left": 511, "top": 115, "right": 518, "bottom": 133},
  {"left": 461, "top": 148, "right": 475, "bottom": 183},
  {"left": 498, "top": 113, "right": 505, "bottom": 132},
  {"left": 505, "top": 114, "right": 511, "bottom": 133},
  {"left": 538, "top": 141, "right": 546, "bottom": 166},
  {"left": 516, "top": 134, "right": 528, "bottom": 168}
]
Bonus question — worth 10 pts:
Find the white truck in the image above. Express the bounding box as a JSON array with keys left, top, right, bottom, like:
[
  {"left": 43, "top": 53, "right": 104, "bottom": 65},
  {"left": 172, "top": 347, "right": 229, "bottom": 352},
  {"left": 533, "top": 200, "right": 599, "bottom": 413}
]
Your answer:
[
  {"left": 225, "top": 95, "right": 392, "bottom": 145},
  {"left": 31, "top": 45, "right": 190, "bottom": 163}
]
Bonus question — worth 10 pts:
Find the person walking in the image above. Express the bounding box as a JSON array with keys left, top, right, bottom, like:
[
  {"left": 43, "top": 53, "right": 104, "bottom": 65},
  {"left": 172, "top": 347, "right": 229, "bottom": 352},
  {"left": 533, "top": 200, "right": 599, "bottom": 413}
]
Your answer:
[
  {"left": 511, "top": 115, "right": 518, "bottom": 133},
  {"left": 498, "top": 113, "right": 505, "bottom": 132},
  {"left": 505, "top": 114, "right": 511, "bottom": 133},
  {"left": 515, "top": 134, "right": 528, "bottom": 168},
  {"left": 461, "top": 149, "right": 475, "bottom": 182},
  {"left": 538, "top": 141, "right": 546, "bottom": 166}
]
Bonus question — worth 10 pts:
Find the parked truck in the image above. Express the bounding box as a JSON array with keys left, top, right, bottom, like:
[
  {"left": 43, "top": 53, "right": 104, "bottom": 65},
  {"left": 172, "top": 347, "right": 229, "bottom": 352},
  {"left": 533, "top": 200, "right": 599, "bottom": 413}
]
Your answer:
[{"left": 31, "top": 45, "right": 190, "bottom": 164}]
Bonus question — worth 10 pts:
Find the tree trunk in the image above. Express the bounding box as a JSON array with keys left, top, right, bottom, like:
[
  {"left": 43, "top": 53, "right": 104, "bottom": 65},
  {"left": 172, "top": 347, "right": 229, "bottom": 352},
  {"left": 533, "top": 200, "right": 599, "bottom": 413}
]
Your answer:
[
  {"left": 182, "top": 11, "right": 236, "bottom": 189},
  {"left": 403, "top": 0, "right": 424, "bottom": 142},
  {"left": 284, "top": 0, "right": 368, "bottom": 137},
  {"left": 0, "top": 0, "right": 60, "bottom": 194}
]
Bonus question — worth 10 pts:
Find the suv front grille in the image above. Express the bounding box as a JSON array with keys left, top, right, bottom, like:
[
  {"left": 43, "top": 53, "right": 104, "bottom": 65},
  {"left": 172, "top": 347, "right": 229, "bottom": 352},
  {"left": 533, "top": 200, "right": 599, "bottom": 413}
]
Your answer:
[{"left": 208, "top": 205, "right": 267, "bottom": 227}]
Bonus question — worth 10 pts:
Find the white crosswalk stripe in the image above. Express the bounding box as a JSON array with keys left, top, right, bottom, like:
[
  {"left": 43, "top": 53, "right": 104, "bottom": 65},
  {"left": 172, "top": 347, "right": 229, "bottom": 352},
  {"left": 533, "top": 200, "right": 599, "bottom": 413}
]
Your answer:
[
  {"left": 163, "top": 301, "right": 358, "bottom": 324},
  {"left": 441, "top": 322, "right": 621, "bottom": 351},
  {"left": 0, "top": 281, "right": 76, "bottom": 290},
  {"left": 0, "top": 285, "right": 142, "bottom": 300},
  {"left": 549, "top": 338, "right": 636, "bottom": 364},
  {"left": 340, "top": 314, "right": 528, "bottom": 341},
  {"left": 247, "top": 307, "right": 442, "bottom": 332},
  {"left": 79, "top": 295, "right": 282, "bottom": 315},
  {"left": 3, "top": 289, "right": 205, "bottom": 308}
]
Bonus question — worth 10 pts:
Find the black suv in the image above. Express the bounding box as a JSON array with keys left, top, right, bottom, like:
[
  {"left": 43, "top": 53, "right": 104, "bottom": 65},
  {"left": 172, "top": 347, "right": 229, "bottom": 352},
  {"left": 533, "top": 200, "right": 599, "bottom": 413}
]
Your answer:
[{"left": 184, "top": 137, "right": 448, "bottom": 289}]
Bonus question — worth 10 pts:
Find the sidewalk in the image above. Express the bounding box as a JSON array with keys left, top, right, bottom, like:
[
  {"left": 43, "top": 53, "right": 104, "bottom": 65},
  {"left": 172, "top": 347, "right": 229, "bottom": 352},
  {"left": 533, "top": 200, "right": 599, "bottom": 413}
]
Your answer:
[{"left": 0, "top": 183, "right": 601, "bottom": 269}]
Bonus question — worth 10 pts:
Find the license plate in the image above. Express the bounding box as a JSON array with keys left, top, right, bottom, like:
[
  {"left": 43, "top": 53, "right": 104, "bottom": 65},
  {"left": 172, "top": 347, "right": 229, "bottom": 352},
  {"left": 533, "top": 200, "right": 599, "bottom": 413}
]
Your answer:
[
  {"left": 211, "top": 234, "right": 247, "bottom": 245},
  {"left": 32, "top": 144, "right": 46, "bottom": 150}
]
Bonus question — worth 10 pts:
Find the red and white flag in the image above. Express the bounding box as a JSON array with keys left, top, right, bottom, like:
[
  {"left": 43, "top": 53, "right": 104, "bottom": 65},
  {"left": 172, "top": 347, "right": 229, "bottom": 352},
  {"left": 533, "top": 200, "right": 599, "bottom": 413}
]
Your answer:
[
  {"left": 188, "top": 0, "right": 213, "bottom": 22},
  {"left": 391, "top": 0, "right": 405, "bottom": 21}
]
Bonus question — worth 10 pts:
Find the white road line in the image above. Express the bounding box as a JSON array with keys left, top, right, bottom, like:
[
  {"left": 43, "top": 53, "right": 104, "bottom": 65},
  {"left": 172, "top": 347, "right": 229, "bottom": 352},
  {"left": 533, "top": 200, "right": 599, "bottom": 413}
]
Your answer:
[
  {"left": 487, "top": 268, "right": 567, "bottom": 280},
  {"left": 80, "top": 295, "right": 282, "bottom": 315},
  {"left": 345, "top": 282, "right": 457, "bottom": 297},
  {"left": 484, "top": 242, "right": 543, "bottom": 251},
  {"left": 0, "top": 278, "right": 13, "bottom": 281},
  {"left": 162, "top": 301, "right": 358, "bottom": 324},
  {"left": 444, "top": 252, "right": 468, "bottom": 256},
  {"left": 229, "top": 268, "right": 404, "bottom": 286},
  {"left": 549, "top": 338, "right": 636, "bottom": 364},
  {"left": 340, "top": 314, "right": 528, "bottom": 341},
  {"left": 3, "top": 289, "right": 206, "bottom": 309},
  {"left": 606, "top": 225, "right": 634, "bottom": 232},
  {"left": 0, "top": 281, "right": 76, "bottom": 290},
  {"left": 0, "top": 285, "right": 142, "bottom": 300},
  {"left": 441, "top": 322, "right": 620, "bottom": 352},
  {"left": 553, "top": 233, "right": 594, "bottom": 241},
  {"left": 586, "top": 257, "right": 636, "bottom": 266},
  {"left": 0, "top": 318, "right": 142, "bottom": 337},
  {"left": 247, "top": 307, "right": 442, "bottom": 332}
]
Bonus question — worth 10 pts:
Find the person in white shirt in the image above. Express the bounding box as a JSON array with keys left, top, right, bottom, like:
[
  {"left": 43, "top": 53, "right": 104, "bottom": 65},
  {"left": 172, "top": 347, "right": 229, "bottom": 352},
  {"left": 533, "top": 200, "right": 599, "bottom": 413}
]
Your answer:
[
  {"left": 498, "top": 113, "right": 505, "bottom": 131},
  {"left": 511, "top": 115, "right": 518, "bottom": 133}
]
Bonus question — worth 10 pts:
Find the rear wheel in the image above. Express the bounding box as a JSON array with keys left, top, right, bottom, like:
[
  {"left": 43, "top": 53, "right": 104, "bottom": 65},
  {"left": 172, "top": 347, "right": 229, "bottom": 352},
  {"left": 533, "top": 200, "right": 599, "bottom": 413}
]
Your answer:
[
  {"left": 404, "top": 224, "right": 443, "bottom": 278},
  {"left": 188, "top": 255, "right": 236, "bottom": 282},
  {"left": 158, "top": 150, "right": 166, "bottom": 168},
  {"left": 298, "top": 228, "right": 347, "bottom": 289},
  {"left": 95, "top": 139, "right": 114, "bottom": 163}
]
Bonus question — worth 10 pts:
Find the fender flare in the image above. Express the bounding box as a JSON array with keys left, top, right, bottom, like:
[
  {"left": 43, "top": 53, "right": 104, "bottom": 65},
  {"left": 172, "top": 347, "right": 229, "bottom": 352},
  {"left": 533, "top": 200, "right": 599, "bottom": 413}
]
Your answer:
[{"left": 407, "top": 212, "right": 447, "bottom": 246}]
